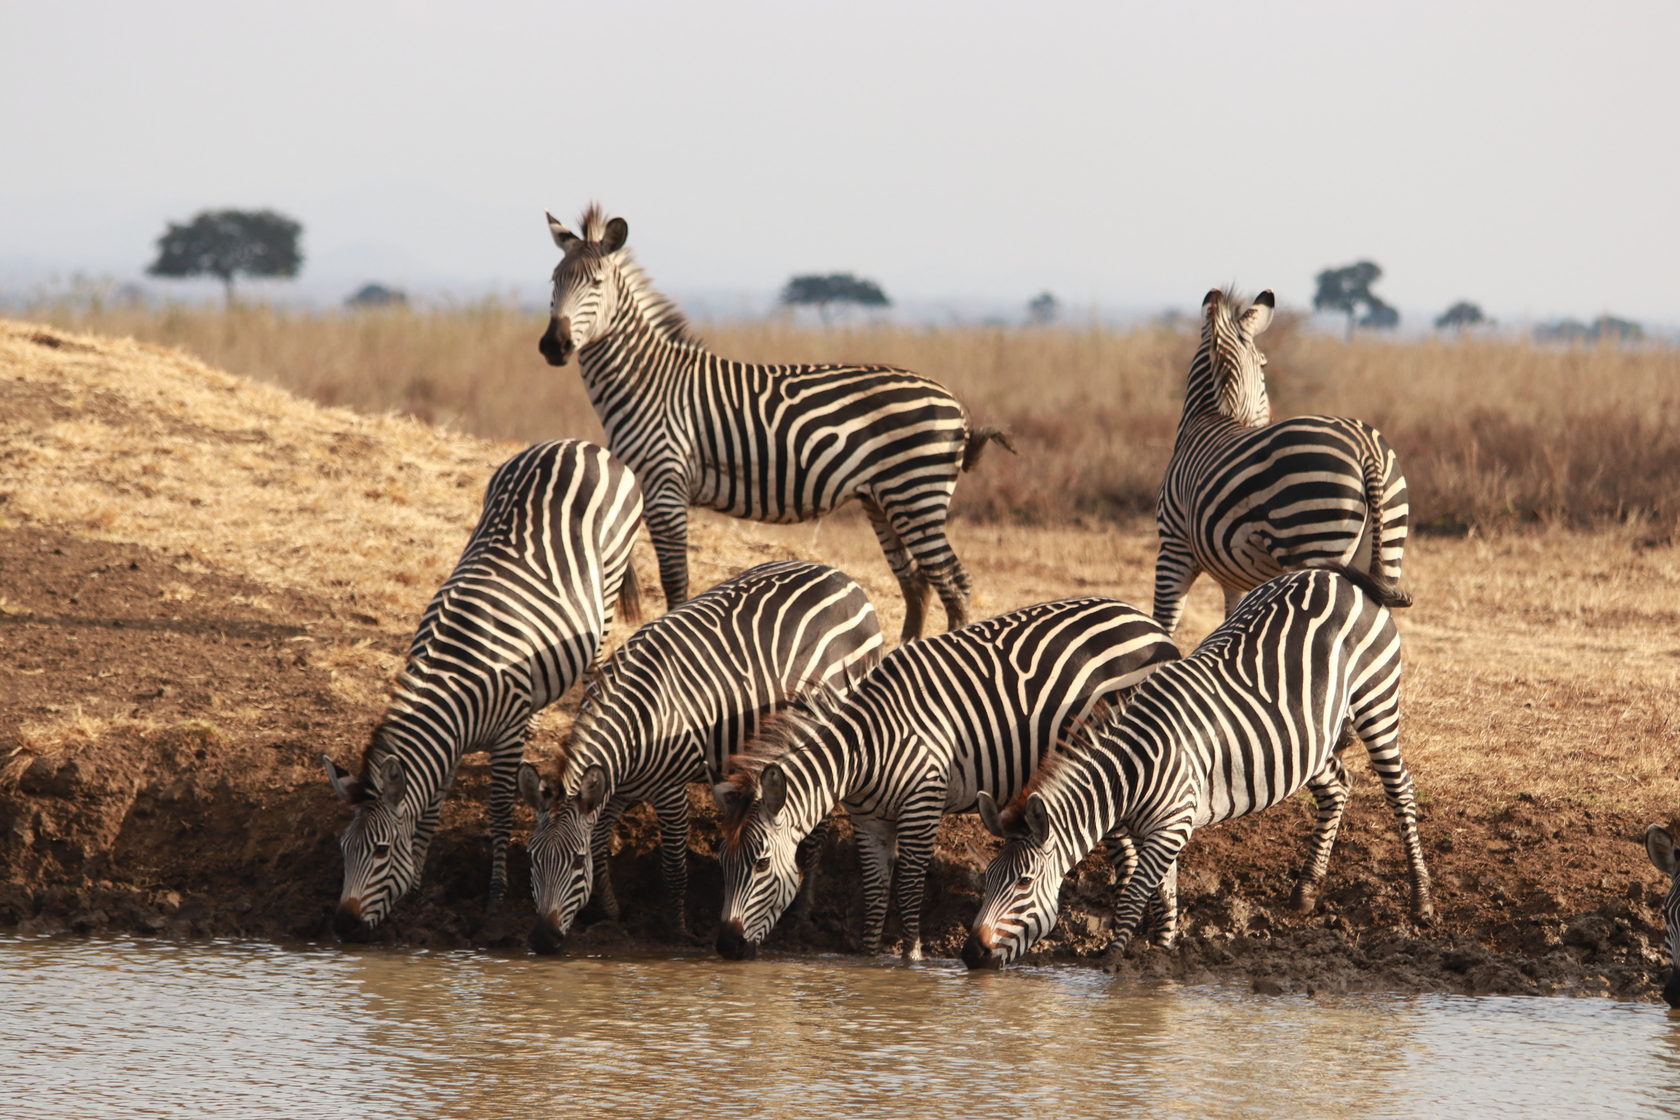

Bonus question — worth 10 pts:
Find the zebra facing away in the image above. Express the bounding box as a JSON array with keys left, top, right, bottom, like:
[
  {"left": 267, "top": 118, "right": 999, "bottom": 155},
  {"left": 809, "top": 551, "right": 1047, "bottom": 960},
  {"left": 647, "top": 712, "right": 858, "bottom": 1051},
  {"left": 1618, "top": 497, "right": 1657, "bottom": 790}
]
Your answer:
[
  {"left": 517, "top": 560, "right": 882, "bottom": 953},
  {"left": 1153, "top": 288, "right": 1411, "bottom": 634},
  {"left": 537, "top": 205, "right": 1014, "bottom": 642},
  {"left": 1644, "top": 822, "right": 1680, "bottom": 1007},
  {"left": 321, "top": 439, "right": 642, "bottom": 938},
  {"left": 712, "top": 598, "right": 1180, "bottom": 962},
  {"left": 962, "top": 565, "right": 1434, "bottom": 971}
]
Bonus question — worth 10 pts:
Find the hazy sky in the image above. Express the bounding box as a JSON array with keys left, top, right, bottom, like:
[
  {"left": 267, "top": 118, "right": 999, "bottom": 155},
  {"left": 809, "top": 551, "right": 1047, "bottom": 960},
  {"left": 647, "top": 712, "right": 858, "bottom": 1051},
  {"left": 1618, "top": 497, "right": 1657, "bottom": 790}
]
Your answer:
[{"left": 4, "top": 0, "right": 1675, "bottom": 324}]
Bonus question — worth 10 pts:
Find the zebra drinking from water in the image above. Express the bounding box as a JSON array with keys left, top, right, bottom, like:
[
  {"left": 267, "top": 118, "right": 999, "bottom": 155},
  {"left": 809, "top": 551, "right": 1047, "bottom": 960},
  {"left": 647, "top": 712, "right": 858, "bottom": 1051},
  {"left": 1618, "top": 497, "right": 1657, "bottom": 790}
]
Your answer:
[
  {"left": 519, "top": 559, "right": 882, "bottom": 953},
  {"left": 321, "top": 439, "right": 642, "bottom": 937},
  {"left": 1153, "top": 288, "right": 1411, "bottom": 634},
  {"left": 963, "top": 565, "right": 1434, "bottom": 970},
  {"left": 1644, "top": 821, "right": 1680, "bottom": 1007},
  {"left": 537, "top": 204, "right": 1013, "bottom": 642},
  {"left": 713, "top": 598, "right": 1179, "bottom": 961}
]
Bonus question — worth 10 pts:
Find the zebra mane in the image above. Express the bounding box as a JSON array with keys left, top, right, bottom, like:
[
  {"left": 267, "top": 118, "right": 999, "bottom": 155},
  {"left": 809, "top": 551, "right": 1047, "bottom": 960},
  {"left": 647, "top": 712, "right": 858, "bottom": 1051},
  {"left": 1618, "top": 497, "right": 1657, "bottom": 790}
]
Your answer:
[
  {"left": 1199, "top": 286, "right": 1267, "bottom": 424},
  {"left": 571, "top": 203, "right": 700, "bottom": 346},
  {"left": 999, "top": 695, "right": 1130, "bottom": 828},
  {"left": 553, "top": 661, "right": 621, "bottom": 784},
  {"left": 716, "top": 678, "right": 850, "bottom": 838}
]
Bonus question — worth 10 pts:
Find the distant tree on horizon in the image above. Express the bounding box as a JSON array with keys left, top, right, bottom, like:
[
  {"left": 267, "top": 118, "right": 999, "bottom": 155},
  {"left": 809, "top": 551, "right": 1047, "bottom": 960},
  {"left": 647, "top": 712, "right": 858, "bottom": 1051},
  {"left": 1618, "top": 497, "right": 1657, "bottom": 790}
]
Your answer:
[
  {"left": 779, "top": 273, "right": 890, "bottom": 324},
  {"left": 1534, "top": 314, "right": 1644, "bottom": 345},
  {"left": 345, "top": 282, "right": 408, "bottom": 310},
  {"left": 1026, "top": 291, "right": 1060, "bottom": 325},
  {"left": 1435, "top": 300, "right": 1487, "bottom": 333},
  {"left": 1313, "top": 260, "right": 1396, "bottom": 339},
  {"left": 147, "top": 209, "right": 303, "bottom": 306}
]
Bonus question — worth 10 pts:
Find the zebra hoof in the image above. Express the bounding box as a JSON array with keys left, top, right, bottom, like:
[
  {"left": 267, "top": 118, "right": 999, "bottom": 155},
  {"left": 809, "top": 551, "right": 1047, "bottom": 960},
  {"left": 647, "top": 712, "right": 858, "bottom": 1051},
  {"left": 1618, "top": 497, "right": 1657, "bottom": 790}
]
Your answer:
[
  {"left": 1412, "top": 896, "right": 1437, "bottom": 926},
  {"left": 1289, "top": 881, "right": 1321, "bottom": 913}
]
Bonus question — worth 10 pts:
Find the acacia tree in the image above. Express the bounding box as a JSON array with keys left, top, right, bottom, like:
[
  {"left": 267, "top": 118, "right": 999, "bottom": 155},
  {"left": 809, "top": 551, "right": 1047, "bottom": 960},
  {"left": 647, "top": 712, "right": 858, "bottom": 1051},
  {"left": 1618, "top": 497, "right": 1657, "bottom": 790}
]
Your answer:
[
  {"left": 1313, "top": 260, "right": 1396, "bottom": 339},
  {"left": 780, "top": 273, "right": 890, "bottom": 324},
  {"left": 1435, "top": 301, "right": 1487, "bottom": 332},
  {"left": 147, "top": 209, "right": 303, "bottom": 305},
  {"left": 1026, "top": 291, "right": 1060, "bottom": 325}
]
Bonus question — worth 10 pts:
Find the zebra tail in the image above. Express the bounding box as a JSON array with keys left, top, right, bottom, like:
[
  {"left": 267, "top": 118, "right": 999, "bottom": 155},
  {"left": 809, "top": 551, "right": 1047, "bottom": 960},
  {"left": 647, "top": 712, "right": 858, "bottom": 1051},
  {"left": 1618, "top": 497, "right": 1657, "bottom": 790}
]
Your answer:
[
  {"left": 963, "top": 426, "right": 1018, "bottom": 473},
  {"left": 1304, "top": 560, "right": 1413, "bottom": 610},
  {"left": 616, "top": 563, "right": 643, "bottom": 626}
]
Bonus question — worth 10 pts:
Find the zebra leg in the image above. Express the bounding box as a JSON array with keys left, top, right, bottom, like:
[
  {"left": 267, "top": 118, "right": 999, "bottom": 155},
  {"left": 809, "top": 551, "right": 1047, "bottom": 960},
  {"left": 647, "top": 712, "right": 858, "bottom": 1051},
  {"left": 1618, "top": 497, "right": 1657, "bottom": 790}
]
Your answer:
[
  {"left": 1101, "top": 822, "right": 1193, "bottom": 965},
  {"left": 1104, "top": 828, "right": 1172, "bottom": 944},
  {"left": 410, "top": 797, "right": 444, "bottom": 894},
  {"left": 1289, "top": 754, "right": 1351, "bottom": 913},
  {"left": 861, "top": 496, "right": 929, "bottom": 642},
  {"left": 1150, "top": 859, "right": 1181, "bottom": 949},
  {"left": 851, "top": 814, "right": 897, "bottom": 955},
  {"left": 486, "top": 735, "right": 529, "bottom": 909},
  {"left": 651, "top": 785, "right": 692, "bottom": 939},
  {"left": 791, "top": 814, "right": 835, "bottom": 917},
  {"left": 889, "top": 801, "right": 944, "bottom": 963},
  {"left": 1221, "top": 583, "right": 1246, "bottom": 618},
  {"left": 871, "top": 481, "right": 973, "bottom": 637},
  {"left": 641, "top": 481, "right": 692, "bottom": 608},
  {"left": 1151, "top": 538, "right": 1200, "bottom": 635},
  {"left": 586, "top": 798, "right": 631, "bottom": 922},
  {"left": 1350, "top": 688, "right": 1435, "bottom": 923}
]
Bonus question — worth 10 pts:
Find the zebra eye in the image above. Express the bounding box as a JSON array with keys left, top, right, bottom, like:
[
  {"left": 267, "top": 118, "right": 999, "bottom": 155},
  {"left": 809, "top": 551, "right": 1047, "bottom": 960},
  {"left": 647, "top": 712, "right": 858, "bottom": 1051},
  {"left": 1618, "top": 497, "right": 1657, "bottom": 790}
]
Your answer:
[
  {"left": 1014, "top": 875, "right": 1033, "bottom": 891},
  {"left": 373, "top": 843, "right": 391, "bottom": 859},
  {"left": 754, "top": 856, "right": 771, "bottom": 873}
]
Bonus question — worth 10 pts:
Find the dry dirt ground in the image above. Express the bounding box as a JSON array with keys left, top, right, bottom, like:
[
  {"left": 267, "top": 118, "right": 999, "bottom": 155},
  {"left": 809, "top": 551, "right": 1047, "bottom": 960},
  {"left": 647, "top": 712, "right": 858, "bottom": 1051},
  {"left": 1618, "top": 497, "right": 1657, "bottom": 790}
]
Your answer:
[{"left": 2, "top": 319, "right": 1677, "bottom": 1001}]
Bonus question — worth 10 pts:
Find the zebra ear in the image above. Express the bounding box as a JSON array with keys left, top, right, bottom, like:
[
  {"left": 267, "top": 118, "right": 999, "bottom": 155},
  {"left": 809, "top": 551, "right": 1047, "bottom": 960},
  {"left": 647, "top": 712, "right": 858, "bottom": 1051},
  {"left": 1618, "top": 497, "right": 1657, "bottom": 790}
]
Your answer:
[
  {"left": 547, "top": 211, "right": 577, "bottom": 250},
  {"left": 760, "top": 765, "right": 788, "bottom": 819},
  {"left": 712, "top": 780, "right": 743, "bottom": 814},
  {"left": 1202, "top": 289, "right": 1223, "bottom": 314},
  {"left": 1647, "top": 824, "right": 1678, "bottom": 877},
  {"left": 518, "top": 762, "right": 548, "bottom": 812},
  {"left": 1024, "top": 794, "right": 1051, "bottom": 846},
  {"left": 577, "top": 764, "right": 609, "bottom": 816},
  {"left": 601, "top": 216, "right": 629, "bottom": 254},
  {"left": 976, "top": 790, "right": 1006, "bottom": 838},
  {"left": 322, "top": 754, "right": 359, "bottom": 803},
  {"left": 1241, "top": 290, "right": 1276, "bottom": 336},
  {"left": 374, "top": 756, "right": 406, "bottom": 808}
]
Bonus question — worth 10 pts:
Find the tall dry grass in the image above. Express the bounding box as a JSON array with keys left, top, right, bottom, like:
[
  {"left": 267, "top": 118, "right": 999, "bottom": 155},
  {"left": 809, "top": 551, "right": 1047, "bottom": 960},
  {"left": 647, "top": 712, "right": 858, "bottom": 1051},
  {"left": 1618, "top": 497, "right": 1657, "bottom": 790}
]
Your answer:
[{"left": 24, "top": 299, "right": 1680, "bottom": 536}]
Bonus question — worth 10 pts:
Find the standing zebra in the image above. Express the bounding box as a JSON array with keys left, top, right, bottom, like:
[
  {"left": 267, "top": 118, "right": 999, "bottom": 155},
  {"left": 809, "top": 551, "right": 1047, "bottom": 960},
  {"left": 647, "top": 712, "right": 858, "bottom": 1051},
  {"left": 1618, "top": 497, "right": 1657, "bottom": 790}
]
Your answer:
[
  {"left": 962, "top": 565, "right": 1434, "bottom": 970},
  {"left": 537, "top": 205, "right": 1013, "bottom": 642},
  {"left": 321, "top": 439, "right": 642, "bottom": 937},
  {"left": 518, "top": 559, "right": 882, "bottom": 953},
  {"left": 713, "top": 598, "right": 1179, "bottom": 961},
  {"left": 1644, "top": 821, "right": 1680, "bottom": 1007},
  {"left": 1153, "top": 288, "right": 1411, "bottom": 634}
]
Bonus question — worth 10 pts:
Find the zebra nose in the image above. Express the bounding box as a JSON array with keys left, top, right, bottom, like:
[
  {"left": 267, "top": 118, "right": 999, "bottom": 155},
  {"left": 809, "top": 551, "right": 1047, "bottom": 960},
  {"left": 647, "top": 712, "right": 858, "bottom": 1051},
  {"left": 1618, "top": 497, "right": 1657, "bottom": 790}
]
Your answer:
[
  {"left": 960, "top": 931, "right": 1000, "bottom": 971},
  {"left": 716, "top": 920, "right": 758, "bottom": 961},
  {"left": 332, "top": 905, "right": 373, "bottom": 942},
  {"left": 1663, "top": 968, "right": 1680, "bottom": 1009},
  {"left": 538, "top": 318, "right": 574, "bottom": 366},
  {"left": 529, "top": 912, "right": 567, "bottom": 956}
]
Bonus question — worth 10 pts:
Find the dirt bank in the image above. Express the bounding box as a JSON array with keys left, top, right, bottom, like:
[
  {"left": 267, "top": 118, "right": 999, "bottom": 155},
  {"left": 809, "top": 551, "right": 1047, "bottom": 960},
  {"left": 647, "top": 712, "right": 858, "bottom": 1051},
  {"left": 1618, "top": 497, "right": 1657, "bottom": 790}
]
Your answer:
[{"left": 0, "top": 319, "right": 1674, "bottom": 1000}]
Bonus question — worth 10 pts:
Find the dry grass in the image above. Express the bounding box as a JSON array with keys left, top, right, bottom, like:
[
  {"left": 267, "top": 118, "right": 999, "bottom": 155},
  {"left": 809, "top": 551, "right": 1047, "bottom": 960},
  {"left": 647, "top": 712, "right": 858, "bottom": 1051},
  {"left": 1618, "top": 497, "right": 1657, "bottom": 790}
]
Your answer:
[
  {"left": 22, "top": 301, "right": 1680, "bottom": 536},
  {"left": 2, "top": 315, "right": 1677, "bottom": 820}
]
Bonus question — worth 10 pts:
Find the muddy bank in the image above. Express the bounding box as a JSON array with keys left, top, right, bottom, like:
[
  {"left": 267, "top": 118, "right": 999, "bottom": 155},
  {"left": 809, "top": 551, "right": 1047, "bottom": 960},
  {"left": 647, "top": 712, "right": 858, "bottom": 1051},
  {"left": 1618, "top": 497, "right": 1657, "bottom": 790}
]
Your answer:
[{"left": 0, "top": 523, "right": 1668, "bottom": 999}]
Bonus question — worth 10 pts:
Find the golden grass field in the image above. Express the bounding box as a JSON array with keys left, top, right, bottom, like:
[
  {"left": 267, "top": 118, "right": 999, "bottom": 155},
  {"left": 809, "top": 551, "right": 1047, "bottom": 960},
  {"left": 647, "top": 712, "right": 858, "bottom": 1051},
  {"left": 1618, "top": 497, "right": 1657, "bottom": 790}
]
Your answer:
[{"left": 4, "top": 311, "right": 1677, "bottom": 824}]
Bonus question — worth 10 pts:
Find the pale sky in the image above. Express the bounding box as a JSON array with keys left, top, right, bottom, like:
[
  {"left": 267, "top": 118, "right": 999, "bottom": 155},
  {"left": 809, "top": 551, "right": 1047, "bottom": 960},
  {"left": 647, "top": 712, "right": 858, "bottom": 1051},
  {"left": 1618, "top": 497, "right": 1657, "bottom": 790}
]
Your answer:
[{"left": 4, "top": 0, "right": 1675, "bottom": 325}]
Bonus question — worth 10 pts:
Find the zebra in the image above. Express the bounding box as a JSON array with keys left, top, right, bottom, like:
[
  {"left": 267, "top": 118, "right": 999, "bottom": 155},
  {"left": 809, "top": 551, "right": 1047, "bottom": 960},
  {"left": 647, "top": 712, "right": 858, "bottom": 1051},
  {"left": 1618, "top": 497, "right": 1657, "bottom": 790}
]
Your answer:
[
  {"left": 962, "top": 565, "right": 1435, "bottom": 970},
  {"left": 1153, "top": 288, "right": 1411, "bottom": 635},
  {"left": 1644, "top": 821, "right": 1680, "bottom": 1007},
  {"left": 517, "top": 559, "right": 882, "bottom": 953},
  {"left": 537, "top": 204, "right": 1014, "bottom": 642},
  {"left": 321, "top": 439, "right": 642, "bottom": 938},
  {"left": 712, "top": 597, "right": 1180, "bottom": 962}
]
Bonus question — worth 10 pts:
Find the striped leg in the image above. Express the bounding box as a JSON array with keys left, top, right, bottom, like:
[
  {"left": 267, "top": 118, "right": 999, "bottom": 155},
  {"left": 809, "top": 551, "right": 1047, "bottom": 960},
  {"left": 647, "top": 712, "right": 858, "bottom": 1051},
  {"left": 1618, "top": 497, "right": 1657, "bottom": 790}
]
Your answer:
[
  {"left": 1102, "top": 817, "right": 1193, "bottom": 961},
  {"left": 874, "top": 482, "right": 972, "bottom": 636},
  {"left": 486, "top": 733, "right": 533, "bottom": 908},
  {"left": 1351, "top": 676, "right": 1434, "bottom": 922},
  {"left": 641, "top": 478, "right": 692, "bottom": 608},
  {"left": 651, "top": 784, "right": 692, "bottom": 938},
  {"left": 1151, "top": 537, "right": 1200, "bottom": 634},
  {"left": 852, "top": 814, "right": 897, "bottom": 954},
  {"left": 1289, "top": 754, "right": 1352, "bottom": 913},
  {"left": 588, "top": 798, "right": 630, "bottom": 921},
  {"left": 411, "top": 796, "right": 444, "bottom": 890},
  {"left": 889, "top": 792, "right": 946, "bottom": 962},
  {"left": 1104, "top": 829, "right": 1172, "bottom": 944},
  {"left": 861, "top": 496, "right": 930, "bottom": 642}
]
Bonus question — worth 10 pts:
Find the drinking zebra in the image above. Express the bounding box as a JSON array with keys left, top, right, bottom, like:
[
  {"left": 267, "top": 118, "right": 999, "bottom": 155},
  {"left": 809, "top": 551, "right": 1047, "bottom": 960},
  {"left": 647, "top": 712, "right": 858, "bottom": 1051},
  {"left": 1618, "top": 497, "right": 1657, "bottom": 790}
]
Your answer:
[
  {"left": 537, "top": 204, "right": 1013, "bottom": 642},
  {"left": 321, "top": 439, "right": 642, "bottom": 937},
  {"left": 713, "top": 598, "right": 1179, "bottom": 961},
  {"left": 1644, "top": 822, "right": 1680, "bottom": 1007},
  {"left": 519, "top": 559, "right": 882, "bottom": 953},
  {"left": 962, "top": 565, "right": 1434, "bottom": 970},
  {"left": 1153, "top": 288, "right": 1411, "bottom": 634}
]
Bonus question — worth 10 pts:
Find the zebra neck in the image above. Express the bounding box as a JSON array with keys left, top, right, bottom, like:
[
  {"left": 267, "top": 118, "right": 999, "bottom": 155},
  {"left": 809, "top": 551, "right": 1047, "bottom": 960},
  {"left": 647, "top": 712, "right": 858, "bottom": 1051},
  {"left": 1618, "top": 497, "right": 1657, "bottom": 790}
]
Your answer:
[
  {"left": 382, "top": 663, "right": 517, "bottom": 769},
  {"left": 773, "top": 729, "right": 856, "bottom": 839},
  {"left": 565, "top": 689, "right": 674, "bottom": 793},
  {"left": 578, "top": 301, "right": 710, "bottom": 396},
  {"left": 1174, "top": 350, "right": 1268, "bottom": 440}
]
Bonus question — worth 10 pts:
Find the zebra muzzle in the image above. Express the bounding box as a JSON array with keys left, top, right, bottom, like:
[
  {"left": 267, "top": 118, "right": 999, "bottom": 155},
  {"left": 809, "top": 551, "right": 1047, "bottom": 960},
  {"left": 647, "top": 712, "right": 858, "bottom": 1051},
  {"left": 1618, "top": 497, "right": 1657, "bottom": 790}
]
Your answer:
[
  {"left": 529, "top": 912, "right": 567, "bottom": 956},
  {"left": 960, "top": 931, "right": 1001, "bottom": 971},
  {"left": 716, "top": 920, "right": 758, "bottom": 961},
  {"left": 538, "top": 318, "right": 574, "bottom": 366}
]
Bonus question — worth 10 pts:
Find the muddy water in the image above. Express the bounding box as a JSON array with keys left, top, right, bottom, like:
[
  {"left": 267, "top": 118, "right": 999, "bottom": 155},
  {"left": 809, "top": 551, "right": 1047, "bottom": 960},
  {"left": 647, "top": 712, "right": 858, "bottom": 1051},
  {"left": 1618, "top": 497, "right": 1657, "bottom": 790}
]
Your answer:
[{"left": 3, "top": 937, "right": 1678, "bottom": 1120}]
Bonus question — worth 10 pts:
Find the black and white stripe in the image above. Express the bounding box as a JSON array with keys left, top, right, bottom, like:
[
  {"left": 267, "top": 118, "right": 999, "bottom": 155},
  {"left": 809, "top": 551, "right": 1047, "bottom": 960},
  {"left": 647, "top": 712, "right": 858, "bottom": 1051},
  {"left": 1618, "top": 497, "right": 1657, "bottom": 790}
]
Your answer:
[
  {"left": 713, "top": 598, "right": 1179, "bottom": 961},
  {"left": 518, "top": 560, "right": 882, "bottom": 952},
  {"left": 963, "top": 566, "right": 1434, "bottom": 969},
  {"left": 1645, "top": 823, "right": 1680, "bottom": 1007},
  {"left": 322, "top": 439, "right": 642, "bottom": 935},
  {"left": 1153, "top": 288, "right": 1410, "bottom": 634},
  {"left": 537, "top": 205, "right": 1012, "bottom": 642}
]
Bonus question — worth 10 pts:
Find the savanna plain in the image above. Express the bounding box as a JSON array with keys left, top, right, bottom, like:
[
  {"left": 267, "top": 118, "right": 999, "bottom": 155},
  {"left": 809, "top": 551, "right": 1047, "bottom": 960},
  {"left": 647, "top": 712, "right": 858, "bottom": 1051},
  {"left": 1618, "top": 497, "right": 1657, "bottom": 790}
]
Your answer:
[{"left": 2, "top": 304, "right": 1677, "bottom": 999}]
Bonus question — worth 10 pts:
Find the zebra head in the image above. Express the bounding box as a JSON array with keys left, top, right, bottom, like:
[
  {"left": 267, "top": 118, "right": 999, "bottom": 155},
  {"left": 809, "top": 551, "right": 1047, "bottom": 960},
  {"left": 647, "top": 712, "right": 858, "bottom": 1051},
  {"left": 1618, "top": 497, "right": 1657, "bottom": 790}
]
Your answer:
[
  {"left": 1645, "top": 823, "right": 1680, "bottom": 1007},
  {"left": 714, "top": 764, "right": 802, "bottom": 960},
  {"left": 539, "top": 205, "right": 630, "bottom": 366},
  {"left": 522, "top": 761, "right": 609, "bottom": 955},
  {"left": 962, "top": 789, "right": 1063, "bottom": 970},
  {"left": 322, "top": 753, "right": 420, "bottom": 938},
  {"left": 1199, "top": 288, "right": 1275, "bottom": 428}
]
